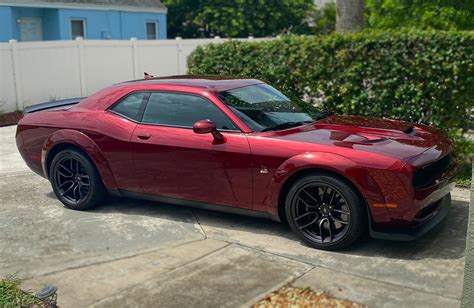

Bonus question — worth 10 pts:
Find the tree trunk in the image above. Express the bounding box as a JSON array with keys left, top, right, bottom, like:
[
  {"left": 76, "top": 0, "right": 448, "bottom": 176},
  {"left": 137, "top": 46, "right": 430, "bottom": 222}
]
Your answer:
[{"left": 336, "top": 0, "right": 364, "bottom": 33}]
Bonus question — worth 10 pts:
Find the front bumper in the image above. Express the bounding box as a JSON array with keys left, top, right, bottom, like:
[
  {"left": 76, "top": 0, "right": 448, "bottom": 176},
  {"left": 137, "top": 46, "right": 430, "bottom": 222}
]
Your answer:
[{"left": 369, "top": 193, "right": 451, "bottom": 241}]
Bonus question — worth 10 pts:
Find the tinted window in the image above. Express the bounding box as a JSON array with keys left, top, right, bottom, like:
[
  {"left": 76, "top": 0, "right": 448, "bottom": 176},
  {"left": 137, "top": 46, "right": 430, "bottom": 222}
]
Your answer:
[
  {"left": 110, "top": 92, "right": 150, "bottom": 121},
  {"left": 142, "top": 92, "right": 237, "bottom": 130},
  {"left": 219, "top": 83, "right": 325, "bottom": 132}
]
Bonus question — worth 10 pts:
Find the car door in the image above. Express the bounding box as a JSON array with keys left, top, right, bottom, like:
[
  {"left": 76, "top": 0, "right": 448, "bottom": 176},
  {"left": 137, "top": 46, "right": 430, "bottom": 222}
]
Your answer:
[{"left": 130, "top": 91, "right": 253, "bottom": 209}]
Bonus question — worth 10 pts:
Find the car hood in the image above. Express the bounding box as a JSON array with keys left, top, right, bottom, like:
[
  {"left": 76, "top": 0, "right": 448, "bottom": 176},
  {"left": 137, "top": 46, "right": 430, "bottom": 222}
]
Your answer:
[{"left": 269, "top": 115, "right": 452, "bottom": 166}]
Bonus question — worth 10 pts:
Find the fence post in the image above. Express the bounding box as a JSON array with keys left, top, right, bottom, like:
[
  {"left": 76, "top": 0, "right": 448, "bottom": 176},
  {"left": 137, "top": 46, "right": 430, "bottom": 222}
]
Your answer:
[
  {"left": 175, "top": 37, "right": 183, "bottom": 74},
  {"left": 9, "top": 39, "right": 23, "bottom": 111},
  {"left": 130, "top": 37, "right": 140, "bottom": 79},
  {"left": 76, "top": 37, "right": 86, "bottom": 96}
]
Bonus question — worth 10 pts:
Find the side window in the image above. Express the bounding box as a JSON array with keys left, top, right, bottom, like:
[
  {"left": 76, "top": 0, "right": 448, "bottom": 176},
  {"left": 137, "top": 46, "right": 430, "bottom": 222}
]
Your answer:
[
  {"left": 142, "top": 92, "right": 238, "bottom": 130},
  {"left": 110, "top": 92, "right": 150, "bottom": 121}
]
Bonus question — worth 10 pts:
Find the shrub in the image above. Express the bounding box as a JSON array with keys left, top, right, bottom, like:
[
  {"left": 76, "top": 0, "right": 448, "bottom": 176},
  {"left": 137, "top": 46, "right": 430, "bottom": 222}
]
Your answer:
[
  {"left": 188, "top": 31, "right": 473, "bottom": 182},
  {"left": 0, "top": 276, "right": 41, "bottom": 307}
]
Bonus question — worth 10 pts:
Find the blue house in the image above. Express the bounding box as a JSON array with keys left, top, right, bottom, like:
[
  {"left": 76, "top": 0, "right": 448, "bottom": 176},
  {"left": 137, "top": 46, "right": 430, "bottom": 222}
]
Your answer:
[{"left": 0, "top": 0, "right": 167, "bottom": 42}]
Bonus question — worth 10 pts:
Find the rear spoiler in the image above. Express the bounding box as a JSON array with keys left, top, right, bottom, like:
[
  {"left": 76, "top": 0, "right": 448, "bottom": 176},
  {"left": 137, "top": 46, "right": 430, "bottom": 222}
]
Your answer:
[{"left": 24, "top": 97, "right": 85, "bottom": 114}]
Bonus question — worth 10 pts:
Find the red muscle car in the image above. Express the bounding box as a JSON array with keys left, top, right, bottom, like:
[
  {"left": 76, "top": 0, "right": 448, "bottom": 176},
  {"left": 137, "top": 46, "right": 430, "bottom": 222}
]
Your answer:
[{"left": 16, "top": 75, "right": 456, "bottom": 250}]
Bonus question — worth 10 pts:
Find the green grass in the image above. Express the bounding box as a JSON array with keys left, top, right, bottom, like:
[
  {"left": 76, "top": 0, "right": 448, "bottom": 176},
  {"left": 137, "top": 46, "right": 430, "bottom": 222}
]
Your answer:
[
  {"left": 456, "top": 176, "right": 472, "bottom": 188},
  {"left": 0, "top": 276, "right": 41, "bottom": 307}
]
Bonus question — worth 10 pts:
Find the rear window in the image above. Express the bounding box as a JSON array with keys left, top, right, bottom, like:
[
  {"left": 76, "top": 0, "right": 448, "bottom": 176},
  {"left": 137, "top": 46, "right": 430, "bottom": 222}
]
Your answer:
[{"left": 110, "top": 92, "right": 150, "bottom": 121}]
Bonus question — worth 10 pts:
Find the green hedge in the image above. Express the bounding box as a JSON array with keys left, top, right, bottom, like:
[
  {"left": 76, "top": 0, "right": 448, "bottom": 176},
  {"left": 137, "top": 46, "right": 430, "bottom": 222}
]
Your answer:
[
  {"left": 188, "top": 31, "right": 474, "bottom": 184},
  {"left": 188, "top": 31, "right": 474, "bottom": 136}
]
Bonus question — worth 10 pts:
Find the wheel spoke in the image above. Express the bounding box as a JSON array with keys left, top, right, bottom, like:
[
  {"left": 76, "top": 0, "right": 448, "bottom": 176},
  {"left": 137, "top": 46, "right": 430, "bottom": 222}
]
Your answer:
[
  {"left": 297, "top": 197, "right": 318, "bottom": 210},
  {"left": 297, "top": 215, "right": 319, "bottom": 230},
  {"left": 318, "top": 217, "right": 327, "bottom": 242},
  {"left": 331, "top": 208, "right": 350, "bottom": 215},
  {"left": 61, "top": 182, "right": 76, "bottom": 196},
  {"left": 329, "top": 189, "right": 336, "bottom": 205},
  {"left": 77, "top": 186, "right": 84, "bottom": 199},
  {"left": 79, "top": 181, "right": 90, "bottom": 187},
  {"left": 301, "top": 189, "right": 321, "bottom": 205},
  {"left": 72, "top": 184, "right": 78, "bottom": 200},
  {"left": 295, "top": 211, "right": 316, "bottom": 221},
  {"left": 58, "top": 164, "right": 73, "bottom": 177},
  {"left": 58, "top": 180, "right": 74, "bottom": 189},
  {"left": 327, "top": 219, "right": 335, "bottom": 241},
  {"left": 332, "top": 217, "right": 349, "bottom": 225}
]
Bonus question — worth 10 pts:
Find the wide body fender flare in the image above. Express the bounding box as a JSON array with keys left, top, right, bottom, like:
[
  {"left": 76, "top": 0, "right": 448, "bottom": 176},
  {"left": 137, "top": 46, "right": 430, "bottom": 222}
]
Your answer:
[
  {"left": 42, "top": 129, "right": 118, "bottom": 191},
  {"left": 265, "top": 152, "right": 391, "bottom": 223}
]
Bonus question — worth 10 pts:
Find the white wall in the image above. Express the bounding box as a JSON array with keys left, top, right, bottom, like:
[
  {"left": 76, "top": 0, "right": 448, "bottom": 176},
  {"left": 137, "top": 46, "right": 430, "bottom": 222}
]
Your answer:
[{"left": 0, "top": 37, "right": 263, "bottom": 113}]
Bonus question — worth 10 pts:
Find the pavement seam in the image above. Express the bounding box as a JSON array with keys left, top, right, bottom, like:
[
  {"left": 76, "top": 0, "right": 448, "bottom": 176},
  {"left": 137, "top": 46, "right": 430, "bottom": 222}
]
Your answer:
[
  {"left": 223, "top": 242, "right": 463, "bottom": 301},
  {"left": 232, "top": 242, "right": 316, "bottom": 267},
  {"left": 240, "top": 264, "right": 316, "bottom": 307},
  {"left": 192, "top": 209, "right": 207, "bottom": 239},
  {"left": 88, "top": 241, "right": 232, "bottom": 307},
  {"left": 23, "top": 238, "right": 212, "bottom": 280}
]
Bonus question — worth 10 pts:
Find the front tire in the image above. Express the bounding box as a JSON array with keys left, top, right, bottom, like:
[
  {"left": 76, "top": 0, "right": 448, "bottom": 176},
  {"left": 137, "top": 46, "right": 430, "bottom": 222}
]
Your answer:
[
  {"left": 285, "top": 173, "right": 365, "bottom": 251},
  {"left": 49, "top": 149, "right": 105, "bottom": 210}
]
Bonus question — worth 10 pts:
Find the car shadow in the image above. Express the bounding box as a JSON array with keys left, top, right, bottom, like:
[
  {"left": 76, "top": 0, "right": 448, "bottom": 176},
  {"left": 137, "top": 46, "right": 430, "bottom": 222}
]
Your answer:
[{"left": 46, "top": 191, "right": 469, "bottom": 261}]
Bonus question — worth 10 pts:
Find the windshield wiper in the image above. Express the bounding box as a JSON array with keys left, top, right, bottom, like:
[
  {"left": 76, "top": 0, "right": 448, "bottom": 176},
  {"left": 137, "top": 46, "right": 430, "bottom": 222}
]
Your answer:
[
  {"left": 314, "top": 111, "right": 334, "bottom": 121},
  {"left": 261, "top": 121, "right": 312, "bottom": 132}
]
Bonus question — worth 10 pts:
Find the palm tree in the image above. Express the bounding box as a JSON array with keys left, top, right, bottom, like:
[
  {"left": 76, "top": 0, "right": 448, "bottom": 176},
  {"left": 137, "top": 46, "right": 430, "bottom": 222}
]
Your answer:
[{"left": 336, "top": 0, "right": 364, "bottom": 33}]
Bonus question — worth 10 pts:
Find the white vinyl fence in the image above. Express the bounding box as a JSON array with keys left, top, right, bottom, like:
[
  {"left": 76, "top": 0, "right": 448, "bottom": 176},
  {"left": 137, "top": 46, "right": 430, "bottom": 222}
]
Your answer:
[{"left": 0, "top": 37, "right": 263, "bottom": 113}]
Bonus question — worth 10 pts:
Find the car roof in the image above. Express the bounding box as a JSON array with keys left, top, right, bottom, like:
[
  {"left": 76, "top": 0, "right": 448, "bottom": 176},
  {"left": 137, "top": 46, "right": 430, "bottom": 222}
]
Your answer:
[{"left": 121, "top": 75, "right": 264, "bottom": 92}]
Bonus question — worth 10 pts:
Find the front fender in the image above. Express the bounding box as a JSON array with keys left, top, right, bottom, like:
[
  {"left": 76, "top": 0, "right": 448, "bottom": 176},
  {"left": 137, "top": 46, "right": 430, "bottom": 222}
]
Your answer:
[
  {"left": 42, "top": 129, "right": 118, "bottom": 191},
  {"left": 266, "top": 152, "right": 391, "bottom": 223}
]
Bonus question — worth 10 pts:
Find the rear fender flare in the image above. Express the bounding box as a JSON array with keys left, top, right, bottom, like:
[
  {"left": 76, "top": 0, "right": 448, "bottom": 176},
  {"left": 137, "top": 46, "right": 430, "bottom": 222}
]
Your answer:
[{"left": 42, "top": 129, "right": 118, "bottom": 190}]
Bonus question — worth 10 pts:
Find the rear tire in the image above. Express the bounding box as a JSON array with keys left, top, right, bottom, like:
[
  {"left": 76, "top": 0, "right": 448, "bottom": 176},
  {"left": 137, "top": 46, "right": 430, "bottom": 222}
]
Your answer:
[
  {"left": 285, "top": 173, "right": 365, "bottom": 251},
  {"left": 49, "top": 149, "right": 106, "bottom": 210}
]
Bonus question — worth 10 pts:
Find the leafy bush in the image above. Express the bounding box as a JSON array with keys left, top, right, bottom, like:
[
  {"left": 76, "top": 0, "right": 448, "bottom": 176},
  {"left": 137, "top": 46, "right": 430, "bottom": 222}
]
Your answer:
[
  {"left": 188, "top": 31, "right": 473, "bottom": 182},
  {"left": 0, "top": 276, "right": 41, "bottom": 307}
]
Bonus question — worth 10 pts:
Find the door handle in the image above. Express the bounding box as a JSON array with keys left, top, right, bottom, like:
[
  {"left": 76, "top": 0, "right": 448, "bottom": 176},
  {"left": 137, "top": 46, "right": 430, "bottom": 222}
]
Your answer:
[{"left": 137, "top": 132, "right": 151, "bottom": 140}]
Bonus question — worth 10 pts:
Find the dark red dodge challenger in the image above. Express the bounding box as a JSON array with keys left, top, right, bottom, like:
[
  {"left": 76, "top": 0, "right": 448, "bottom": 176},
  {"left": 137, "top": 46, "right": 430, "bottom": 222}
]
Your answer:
[{"left": 16, "top": 76, "right": 456, "bottom": 250}]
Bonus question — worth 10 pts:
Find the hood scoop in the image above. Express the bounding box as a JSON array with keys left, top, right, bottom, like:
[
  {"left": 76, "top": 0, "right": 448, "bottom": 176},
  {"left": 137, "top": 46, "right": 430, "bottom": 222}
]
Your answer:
[{"left": 404, "top": 126, "right": 416, "bottom": 135}]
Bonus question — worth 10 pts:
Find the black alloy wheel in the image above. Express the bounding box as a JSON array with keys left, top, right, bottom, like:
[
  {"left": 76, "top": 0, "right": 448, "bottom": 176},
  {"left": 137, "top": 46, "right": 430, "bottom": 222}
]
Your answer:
[
  {"left": 54, "top": 156, "right": 90, "bottom": 203},
  {"left": 285, "top": 173, "right": 365, "bottom": 250},
  {"left": 50, "top": 149, "right": 105, "bottom": 210}
]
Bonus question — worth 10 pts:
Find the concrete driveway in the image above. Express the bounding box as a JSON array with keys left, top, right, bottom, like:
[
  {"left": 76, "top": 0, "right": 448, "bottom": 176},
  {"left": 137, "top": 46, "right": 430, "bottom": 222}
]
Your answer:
[{"left": 0, "top": 125, "right": 470, "bottom": 307}]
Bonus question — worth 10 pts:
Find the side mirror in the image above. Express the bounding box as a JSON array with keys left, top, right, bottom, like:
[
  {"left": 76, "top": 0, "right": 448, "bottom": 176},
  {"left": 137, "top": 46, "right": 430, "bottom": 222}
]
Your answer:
[
  {"left": 193, "top": 119, "right": 216, "bottom": 134},
  {"left": 193, "top": 119, "right": 225, "bottom": 143}
]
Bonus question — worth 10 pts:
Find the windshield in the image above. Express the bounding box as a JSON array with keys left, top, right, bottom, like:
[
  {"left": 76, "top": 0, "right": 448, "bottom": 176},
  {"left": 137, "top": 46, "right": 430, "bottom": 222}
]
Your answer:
[{"left": 218, "top": 83, "right": 326, "bottom": 132}]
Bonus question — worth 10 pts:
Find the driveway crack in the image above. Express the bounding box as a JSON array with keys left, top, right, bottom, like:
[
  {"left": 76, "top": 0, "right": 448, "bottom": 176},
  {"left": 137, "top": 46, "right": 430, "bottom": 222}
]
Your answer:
[{"left": 192, "top": 210, "right": 207, "bottom": 239}]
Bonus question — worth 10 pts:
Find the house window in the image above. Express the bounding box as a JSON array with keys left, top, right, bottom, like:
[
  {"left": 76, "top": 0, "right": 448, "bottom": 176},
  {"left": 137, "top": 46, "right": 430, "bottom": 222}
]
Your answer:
[
  {"left": 71, "top": 19, "right": 85, "bottom": 40},
  {"left": 146, "top": 22, "right": 157, "bottom": 40}
]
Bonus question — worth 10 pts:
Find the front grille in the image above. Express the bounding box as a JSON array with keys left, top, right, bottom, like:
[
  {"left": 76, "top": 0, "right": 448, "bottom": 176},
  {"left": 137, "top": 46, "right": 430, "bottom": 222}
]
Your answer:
[{"left": 413, "top": 154, "right": 453, "bottom": 188}]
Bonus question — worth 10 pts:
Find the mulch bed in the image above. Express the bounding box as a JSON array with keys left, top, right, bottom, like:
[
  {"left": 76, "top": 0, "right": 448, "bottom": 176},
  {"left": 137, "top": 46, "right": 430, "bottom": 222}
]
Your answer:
[
  {"left": 253, "top": 286, "right": 366, "bottom": 308},
  {"left": 0, "top": 111, "right": 23, "bottom": 127}
]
